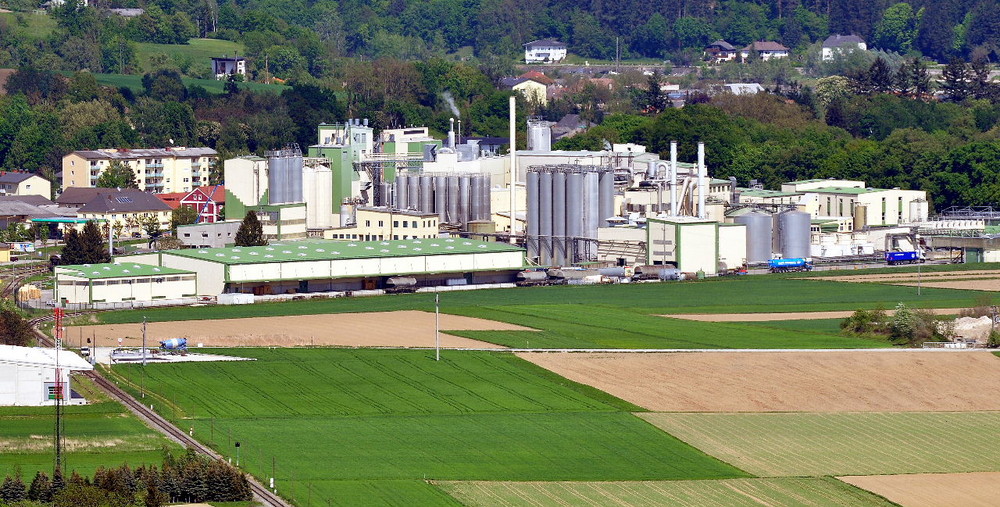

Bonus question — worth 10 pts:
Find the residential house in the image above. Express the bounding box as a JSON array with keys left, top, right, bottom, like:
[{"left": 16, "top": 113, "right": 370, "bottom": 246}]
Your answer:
[
  {"left": 500, "top": 77, "right": 549, "bottom": 105},
  {"left": 740, "top": 41, "right": 790, "bottom": 61},
  {"left": 705, "top": 40, "right": 739, "bottom": 62},
  {"left": 61, "top": 147, "right": 218, "bottom": 194},
  {"left": 212, "top": 56, "right": 247, "bottom": 80},
  {"left": 57, "top": 187, "right": 172, "bottom": 235},
  {"left": 518, "top": 71, "right": 556, "bottom": 86},
  {"left": 0, "top": 172, "right": 51, "bottom": 199},
  {"left": 182, "top": 185, "right": 225, "bottom": 223},
  {"left": 523, "top": 40, "right": 567, "bottom": 63},
  {"left": 822, "top": 35, "right": 867, "bottom": 61}
]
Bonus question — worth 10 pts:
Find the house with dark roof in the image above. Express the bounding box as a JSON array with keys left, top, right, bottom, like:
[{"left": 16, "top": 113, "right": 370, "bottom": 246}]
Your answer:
[
  {"left": 57, "top": 188, "right": 172, "bottom": 235},
  {"left": 0, "top": 172, "right": 51, "bottom": 199},
  {"left": 523, "top": 39, "right": 567, "bottom": 63},
  {"left": 822, "top": 35, "right": 867, "bottom": 61},
  {"left": 705, "top": 40, "right": 739, "bottom": 62},
  {"left": 740, "top": 41, "right": 790, "bottom": 61}
]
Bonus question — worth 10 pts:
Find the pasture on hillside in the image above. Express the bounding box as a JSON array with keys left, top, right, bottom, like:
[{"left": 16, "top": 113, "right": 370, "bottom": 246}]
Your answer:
[
  {"left": 0, "top": 377, "right": 177, "bottom": 480},
  {"left": 107, "top": 348, "right": 747, "bottom": 505},
  {"left": 642, "top": 411, "right": 1000, "bottom": 477},
  {"left": 136, "top": 38, "right": 244, "bottom": 74},
  {"left": 436, "top": 477, "right": 897, "bottom": 507}
]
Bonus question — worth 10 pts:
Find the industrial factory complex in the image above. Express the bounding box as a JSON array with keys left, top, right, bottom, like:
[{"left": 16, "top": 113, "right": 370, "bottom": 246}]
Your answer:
[{"left": 44, "top": 99, "right": 987, "bottom": 305}]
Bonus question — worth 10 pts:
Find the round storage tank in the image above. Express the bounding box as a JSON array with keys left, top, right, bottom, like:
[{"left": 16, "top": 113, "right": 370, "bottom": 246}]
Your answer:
[
  {"left": 909, "top": 199, "right": 929, "bottom": 223},
  {"left": 734, "top": 211, "right": 772, "bottom": 263},
  {"left": 778, "top": 210, "right": 811, "bottom": 259}
]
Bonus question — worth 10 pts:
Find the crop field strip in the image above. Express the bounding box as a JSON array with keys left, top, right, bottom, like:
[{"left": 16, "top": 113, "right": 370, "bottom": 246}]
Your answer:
[
  {"left": 434, "top": 477, "right": 897, "bottom": 507},
  {"left": 0, "top": 376, "right": 178, "bottom": 478},
  {"left": 91, "top": 276, "right": 994, "bottom": 325},
  {"left": 641, "top": 412, "right": 1000, "bottom": 477},
  {"left": 109, "top": 348, "right": 748, "bottom": 505}
]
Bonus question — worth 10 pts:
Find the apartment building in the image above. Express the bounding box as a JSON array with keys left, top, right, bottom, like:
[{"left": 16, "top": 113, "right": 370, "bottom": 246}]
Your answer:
[{"left": 61, "top": 147, "right": 218, "bottom": 193}]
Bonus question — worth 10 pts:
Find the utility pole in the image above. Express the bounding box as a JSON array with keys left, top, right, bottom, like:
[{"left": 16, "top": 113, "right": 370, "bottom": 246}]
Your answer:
[{"left": 435, "top": 294, "right": 440, "bottom": 361}]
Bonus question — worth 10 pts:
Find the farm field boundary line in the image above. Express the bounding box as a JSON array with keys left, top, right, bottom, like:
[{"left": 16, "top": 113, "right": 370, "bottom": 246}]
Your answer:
[
  {"left": 667, "top": 308, "right": 964, "bottom": 322},
  {"left": 839, "top": 471, "right": 1000, "bottom": 507}
]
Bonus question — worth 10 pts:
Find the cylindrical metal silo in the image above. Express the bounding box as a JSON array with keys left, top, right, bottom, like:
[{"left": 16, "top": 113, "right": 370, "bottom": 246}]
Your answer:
[
  {"left": 408, "top": 173, "right": 420, "bottom": 210},
  {"left": 566, "top": 172, "right": 584, "bottom": 263},
  {"left": 482, "top": 175, "right": 492, "bottom": 221},
  {"left": 435, "top": 175, "right": 447, "bottom": 222},
  {"left": 340, "top": 203, "right": 356, "bottom": 227},
  {"left": 447, "top": 175, "right": 460, "bottom": 224},
  {"left": 290, "top": 154, "right": 303, "bottom": 203},
  {"left": 734, "top": 211, "right": 772, "bottom": 263},
  {"left": 853, "top": 203, "right": 868, "bottom": 231},
  {"left": 598, "top": 169, "right": 614, "bottom": 227},
  {"left": 267, "top": 151, "right": 288, "bottom": 204},
  {"left": 779, "top": 210, "right": 811, "bottom": 259},
  {"left": 526, "top": 171, "right": 539, "bottom": 260},
  {"left": 584, "top": 171, "right": 600, "bottom": 240},
  {"left": 459, "top": 174, "right": 472, "bottom": 226},
  {"left": 909, "top": 199, "right": 928, "bottom": 223},
  {"left": 395, "top": 173, "right": 408, "bottom": 209},
  {"left": 527, "top": 120, "right": 551, "bottom": 152},
  {"left": 379, "top": 182, "right": 391, "bottom": 207},
  {"left": 552, "top": 171, "right": 567, "bottom": 265},
  {"left": 420, "top": 175, "right": 433, "bottom": 213},
  {"left": 538, "top": 170, "right": 553, "bottom": 265},
  {"left": 470, "top": 174, "right": 483, "bottom": 224}
]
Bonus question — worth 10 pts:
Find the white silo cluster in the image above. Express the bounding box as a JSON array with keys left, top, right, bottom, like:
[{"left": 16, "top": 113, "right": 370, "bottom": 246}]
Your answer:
[
  {"left": 733, "top": 208, "right": 811, "bottom": 263},
  {"left": 393, "top": 172, "right": 491, "bottom": 227},
  {"left": 526, "top": 165, "right": 615, "bottom": 266}
]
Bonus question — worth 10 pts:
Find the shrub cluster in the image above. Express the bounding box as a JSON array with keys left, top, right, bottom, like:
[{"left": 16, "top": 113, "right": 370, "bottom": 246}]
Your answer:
[
  {"left": 841, "top": 303, "right": 947, "bottom": 346},
  {"left": 0, "top": 448, "right": 251, "bottom": 507}
]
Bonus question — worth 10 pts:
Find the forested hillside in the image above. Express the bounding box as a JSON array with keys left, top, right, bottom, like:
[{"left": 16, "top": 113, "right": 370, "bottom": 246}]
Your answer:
[{"left": 1, "top": 0, "right": 998, "bottom": 79}]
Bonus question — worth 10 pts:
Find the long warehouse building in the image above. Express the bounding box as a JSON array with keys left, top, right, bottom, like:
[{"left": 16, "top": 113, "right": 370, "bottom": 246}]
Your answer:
[{"left": 122, "top": 238, "right": 526, "bottom": 295}]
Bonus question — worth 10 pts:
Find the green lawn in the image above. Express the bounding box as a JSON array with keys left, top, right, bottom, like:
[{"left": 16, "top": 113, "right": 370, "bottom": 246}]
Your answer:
[
  {"left": 136, "top": 38, "right": 244, "bottom": 74},
  {"left": 0, "top": 11, "right": 56, "bottom": 40},
  {"left": 436, "top": 477, "right": 897, "bottom": 507},
  {"left": 0, "top": 377, "right": 177, "bottom": 480},
  {"left": 87, "top": 72, "right": 288, "bottom": 95},
  {"left": 641, "top": 412, "right": 1000, "bottom": 477},
  {"left": 108, "top": 349, "right": 747, "bottom": 505},
  {"left": 740, "top": 318, "right": 847, "bottom": 335}
]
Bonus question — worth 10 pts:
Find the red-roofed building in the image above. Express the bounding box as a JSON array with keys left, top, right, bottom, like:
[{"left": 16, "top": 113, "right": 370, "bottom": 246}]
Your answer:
[
  {"left": 518, "top": 70, "right": 555, "bottom": 86},
  {"left": 159, "top": 185, "right": 225, "bottom": 223},
  {"left": 182, "top": 185, "right": 225, "bottom": 223}
]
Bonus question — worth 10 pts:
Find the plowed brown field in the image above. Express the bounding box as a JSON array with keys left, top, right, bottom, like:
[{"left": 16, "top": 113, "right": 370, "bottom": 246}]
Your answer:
[
  {"left": 72, "top": 311, "right": 528, "bottom": 348},
  {"left": 840, "top": 472, "right": 1000, "bottom": 507},
  {"left": 516, "top": 351, "right": 1000, "bottom": 412}
]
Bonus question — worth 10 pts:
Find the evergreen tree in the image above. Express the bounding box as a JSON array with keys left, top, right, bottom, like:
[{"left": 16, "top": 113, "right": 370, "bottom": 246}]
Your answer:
[
  {"left": 0, "top": 308, "right": 36, "bottom": 346},
  {"left": 941, "top": 58, "right": 972, "bottom": 102},
  {"left": 81, "top": 220, "right": 111, "bottom": 264},
  {"left": 27, "top": 470, "right": 53, "bottom": 502},
  {"left": 0, "top": 473, "right": 27, "bottom": 503},
  {"left": 60, "top": 228, "right": 84, "bottom": 265},
  {"left": 970, "top": 53, "right": 997, "bottom": 100},
  {"left": 868, "top": 57, "right": 895, "bottom": 94},
  {"left": 234, "top": 212, "right": 267, "bottom": 247}
]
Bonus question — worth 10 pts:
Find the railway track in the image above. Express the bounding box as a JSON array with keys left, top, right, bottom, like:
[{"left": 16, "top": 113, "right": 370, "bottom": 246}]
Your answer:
[
  {"left": 2, "top": 263, "right": 50, "bottom": 299},
  {"left": 29, "top": 315, "right": 291, "bottom": 507}
]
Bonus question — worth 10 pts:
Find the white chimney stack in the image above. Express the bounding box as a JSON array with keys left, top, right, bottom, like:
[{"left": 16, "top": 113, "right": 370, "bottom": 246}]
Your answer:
[
  {"left": 669, "top": 141, "right": 678, "bottom": 216},
  {"left": 448, "top": 118, "right": 455, "bottom": 149},
  {"left": 509, "top": 96, "right": 517, "bottom": 241},
  {"left": 697, "top": 142, "right": 706, "bottom": 219}
]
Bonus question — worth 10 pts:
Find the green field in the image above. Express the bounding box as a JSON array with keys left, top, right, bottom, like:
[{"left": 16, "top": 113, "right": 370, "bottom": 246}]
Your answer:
[
  {"left": 0, "top": 377, "right": 177, "bottom": 480},
  {"left": 740, "top": 318, "right": 847, "bottom": 335},
  {"left": 136, "top": 38, "right": 244, "bottom": 74},
  {"left": 86, "top": 72, "right": 289, "bottom": 95},
  {"left": 108, "top": 348, "right": 747, "bottom": 505},
  {"left": 0, "top": 11, "right": 56, "bottom": 40},
  {"left": 641, "top": 412, "right": 1000, "bottom": 477},
  {"left": 436, "top": 477, "right": 897, "bottom": 507}
]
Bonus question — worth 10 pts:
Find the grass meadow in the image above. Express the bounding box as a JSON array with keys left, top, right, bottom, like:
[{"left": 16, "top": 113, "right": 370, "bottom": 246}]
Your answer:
[
  {"left": 436, "top": 477, "right": 897, "bottom": 507},
  {"left": 135, "top": 38, "right": 244, "bottom": 73},
  {"left": 108, "top": 348, "right": 747, "bottom": 505},
  {"left": 0, "top": 377, "right": 176, "bottom": 480},
  {"left": 641, "top": 412, "right": 1000, "bottom": 477}
]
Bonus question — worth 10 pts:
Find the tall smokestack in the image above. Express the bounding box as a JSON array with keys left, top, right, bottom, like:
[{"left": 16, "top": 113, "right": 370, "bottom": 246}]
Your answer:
[
  {"left": 697, "top": 142, "right": 706, "bottom": 219},
  {"left": 509, "top": 96, "right": 517, "bottom": 241},
  {"left": 669, "top": 141, "right": 678, "bottom": 216},
  {"left": 448, "top": 118, "right": 455, "bottom": 149}
]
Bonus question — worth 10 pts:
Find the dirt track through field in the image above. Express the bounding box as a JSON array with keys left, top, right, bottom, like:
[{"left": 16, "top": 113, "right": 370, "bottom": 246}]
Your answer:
[
  {"left": 839, "top": 472, "right": 1000, "bottom": 507},
  {"left": 71, "top": 311, "right": 528, "bottom": 349},
  {"left": 667, "top": 308, "right": 961, "bottom": 322},
  {"left": 517, "top": 351, "right": 1000, "bottom": 412}
]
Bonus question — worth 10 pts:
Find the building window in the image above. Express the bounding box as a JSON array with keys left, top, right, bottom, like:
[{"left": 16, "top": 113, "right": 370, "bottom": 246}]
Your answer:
[
  {"left": 402, "top": 221, "right": 408, "bottom": 228},
  {"left": 365, "top": 220, "right": 370, "bottom": 227},
  {"left": 411, "top": 221, "right": 417, "bottom": 228},
  {"left": 378, "top": 221, "right": 383, "bottom": 227},
  {"left": 393, "top": 221, "right": 399, "bottom": 227}
]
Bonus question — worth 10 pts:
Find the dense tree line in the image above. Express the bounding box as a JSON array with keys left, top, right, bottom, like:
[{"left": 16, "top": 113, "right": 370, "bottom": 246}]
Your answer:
[
  {"left": 0, "top": 448, "right": 252, "bottom": 506},
  {"left": 1, "top": 0, "right": 998, "bottom": 79}
]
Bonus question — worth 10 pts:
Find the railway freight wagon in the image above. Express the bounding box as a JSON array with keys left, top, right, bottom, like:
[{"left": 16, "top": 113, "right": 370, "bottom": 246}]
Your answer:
[
  {"left": 885, "top": 251, "right": 925, "bottom": 265},
  {"left": 768, "top": 258, "right": 813, "bottom": 273}
]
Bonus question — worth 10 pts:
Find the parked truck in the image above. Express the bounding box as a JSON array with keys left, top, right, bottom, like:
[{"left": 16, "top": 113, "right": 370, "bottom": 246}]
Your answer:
[
  {"left": 885, "top": 251, "right": 925, "bottom": 265},
  {"left": 768, "top": 258, "right": 813, "bottom": 273}
]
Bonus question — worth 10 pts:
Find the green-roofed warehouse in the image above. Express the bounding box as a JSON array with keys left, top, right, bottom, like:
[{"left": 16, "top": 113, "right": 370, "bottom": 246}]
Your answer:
[
  {"left": 54, "top": 263, "right": 197, "bottom": 304},
  {"left": 120, "top": 238, "right": 526, "bottom": 296}
]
